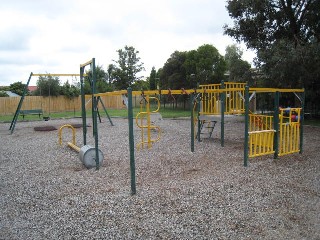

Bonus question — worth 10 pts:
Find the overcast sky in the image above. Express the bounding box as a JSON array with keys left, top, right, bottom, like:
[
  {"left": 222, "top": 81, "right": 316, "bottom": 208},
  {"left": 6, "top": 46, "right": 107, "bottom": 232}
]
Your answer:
[{"left": 0, "top": 0, "right": 255, "bottom": 86}]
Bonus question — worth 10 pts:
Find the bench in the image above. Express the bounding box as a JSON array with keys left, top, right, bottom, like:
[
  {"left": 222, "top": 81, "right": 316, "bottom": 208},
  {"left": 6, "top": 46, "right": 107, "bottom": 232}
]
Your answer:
[{"left": 20, "top": 109, "right": 43, "bottom": 119}]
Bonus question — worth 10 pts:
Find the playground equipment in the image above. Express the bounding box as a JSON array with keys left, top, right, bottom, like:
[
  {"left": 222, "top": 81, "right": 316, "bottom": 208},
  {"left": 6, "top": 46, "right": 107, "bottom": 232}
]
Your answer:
[
  {"left": 9, "top": 73, "right": 87, "bottom": 134},
  {"left": 136, "top": 94, "right": 161, "bottom": 149},
  {"left": 244, "top": 87, "right": 305, "bottom": 166},
  {"left": 58, "top": 124, "right": 104, "bottom": 169},
  {"left": 198, "top": 82, "right": 246, "bottom": 115},
  {"left": 9, "top": 56, "right": 306, "bottom": 195},
  {"left": 278, "top": 107, "right": 302, "bottom": 156},
  {"left": 192, "top": 93, "right": 218, "bottom": 140}
]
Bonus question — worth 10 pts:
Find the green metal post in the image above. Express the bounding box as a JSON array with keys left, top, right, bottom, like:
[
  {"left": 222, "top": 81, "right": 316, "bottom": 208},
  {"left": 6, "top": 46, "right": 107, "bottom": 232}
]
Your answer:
[
  {"left": 91, "top": 58, "right": 100, "bottom": 170},
  {"left": 127, "top": 87, "right": 136, "bottom": 195},
  {"left": 220, "top": 80, "right": 225, "bottom": 147},
  {"left": 273, "top": 91, "right": 280, "bottom": 159},
  {"left": 299, "top": 90, "right": 305, "bottom": 154},
  {"left": 80, "top": 67, "right": 87, "bottom": 145},
  {"left": 244, "top": 85, "right": 249, "bottom": 167},
  {"left": 191, "top": 94, "right": 195, "bottom": 152},
  {"left": 98, "top": 96, "right": 114, "bottom": 126},
  {"left": 9, "top": 72, "right": 33, "bottom": 134}
]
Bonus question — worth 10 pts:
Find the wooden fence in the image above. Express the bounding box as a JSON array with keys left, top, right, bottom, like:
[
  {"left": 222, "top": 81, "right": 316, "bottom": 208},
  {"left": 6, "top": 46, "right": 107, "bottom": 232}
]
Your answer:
[
  {"left": 0, "top": 94, "right": 193, "bottom": 116},
  {"left": 0, "top": 95, "right": 125, "bottom": 115}
]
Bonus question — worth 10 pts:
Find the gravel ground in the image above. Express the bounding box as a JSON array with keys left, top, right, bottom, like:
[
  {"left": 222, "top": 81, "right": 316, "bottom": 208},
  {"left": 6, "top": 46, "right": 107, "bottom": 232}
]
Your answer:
[{"left": 0, "top": 117, "right": 319, "bottom": 239}]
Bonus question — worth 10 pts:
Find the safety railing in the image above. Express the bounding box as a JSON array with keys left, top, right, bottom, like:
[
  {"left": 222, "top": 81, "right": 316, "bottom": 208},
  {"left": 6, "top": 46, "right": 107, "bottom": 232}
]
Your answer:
[
  {"left": 198, "top": 82, "right": 246, "bottom": 115},
  {"left": 248, "top": 114, "right": 275, "bottom": 157},
  {"left": 198, "top": 84, "right": 221, "bottom": 115},
  {"left": 278, "top": 108, "right": 301, "bottom": 156},
  {"left": 224, "top": 82, "right": 246, "bottom": 114}
]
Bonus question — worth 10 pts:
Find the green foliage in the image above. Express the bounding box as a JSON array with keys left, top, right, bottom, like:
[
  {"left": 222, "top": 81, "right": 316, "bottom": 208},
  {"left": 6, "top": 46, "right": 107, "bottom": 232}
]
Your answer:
[
  {"left": 224, "top": 0, "right": 320, "bottom": 49},
  {"left": 131, "top": 79, "right": 149, "bottom": 91},
  {"left": 9, "top": 81, "right": 27, "bottom": 96},
  {"left": 61, "top": 81, "right": 80, "bottom": 99},
  {"left": 0, "top": 86, "right": 10, "bottom": 91},
  {"left": 0, "top": 91, "right": 9, "bottom": 97},
  {"left": 195, "top": 44, "right": 226, "bottom": 84},
  {"left": 35, "top": 76, "right": 61, "bottom": 96},
  {"left": 149, "top": 67, "right": 157, "bottom": 90},
  {"left": 159, "top": 44, "right": 226, "bottom": 89},
  {"left": 225, "top": 44, "right": 252, "bottom": 83},
  {"left": 111, "top": 46, "right": 145, "bottom": 90},
  {"left": 225, "top": 0, "right": 320, "bottom": 114},
  {"left": 84, "top": 65, "right": 113, "bottom": 94},
  {"left": 160, "top": 51, "right": 187, "bottom": 89}
]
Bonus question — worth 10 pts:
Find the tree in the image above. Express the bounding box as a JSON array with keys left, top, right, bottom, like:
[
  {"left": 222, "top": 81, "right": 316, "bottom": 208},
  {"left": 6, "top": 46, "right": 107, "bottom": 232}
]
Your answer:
[
  {"left": 131, "top": 79, "right": 149, "bottom": 91},
  {"left": 9, "top": 81, "right": 27, "bottom": 96},
  {"left": 224, "top": 0, "right": 320, "bottom": 50},
  {"left": 61, "top": 80, "right": 80, "bottom": 99},
  {"left": 194, "top": 44, "right": 226, "bottom": 84},
  {"left": 34, "top": 75, "right": 61, "bottom": 96},
  {"left": 111, "top": 46, "right": 145, "bottom": 90},
  {"left": 224, "top": 0, "right": 320, "bottom": 113},
  {"left": 160, "top": 44, "right": 226, "bottom": 89},
  {"left": 149, "top": 67, "right": 157, "bottom": 90},
  {"left": 0, "top": 91, "right": 9, "bottom": 97},
  {"left": 160, "top": 51, "right": 187, "bottom": 89},
  {"left": 107, "top": 64, "right": 116, "bottom": 85},
  {"left": 225, "top": 44, "right": 252, "bottom": 83},
  {"left": 84, "top": 65, "right": 113, "bottom": 94}
]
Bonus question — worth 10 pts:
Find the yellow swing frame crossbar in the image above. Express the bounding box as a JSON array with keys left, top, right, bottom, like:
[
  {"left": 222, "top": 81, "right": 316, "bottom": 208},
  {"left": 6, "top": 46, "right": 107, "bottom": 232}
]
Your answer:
[{"left": 136, "top": 95, "right": 161, "bottom": 149}]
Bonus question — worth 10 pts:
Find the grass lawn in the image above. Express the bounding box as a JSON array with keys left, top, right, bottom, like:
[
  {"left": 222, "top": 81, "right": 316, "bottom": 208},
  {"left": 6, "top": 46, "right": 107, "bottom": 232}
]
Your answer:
[
  {"left": 0, "top": 107, "right": 191, "bottom": 122},
  {"left": 1, "top": 108, "right": 320, "bottom": 127}
]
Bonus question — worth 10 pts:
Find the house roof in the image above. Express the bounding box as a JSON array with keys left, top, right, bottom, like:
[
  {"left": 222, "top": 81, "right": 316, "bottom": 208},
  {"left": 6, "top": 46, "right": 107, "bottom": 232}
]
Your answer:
[
  {"left": 5, "top": 91, "right": 20, "bottom": 97},
  {"left": 28, "top": 86, "right": 38, "bottom": 92}
]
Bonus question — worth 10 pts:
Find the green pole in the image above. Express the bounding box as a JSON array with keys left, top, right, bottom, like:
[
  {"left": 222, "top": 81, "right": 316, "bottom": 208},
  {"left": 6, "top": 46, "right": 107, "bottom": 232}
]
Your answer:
[
  {"left": 299, "top": 90, "right": 305, "bottom": 154},
  {"left": 91, "top": 58, "right": 100, "bottom": 170},
  {"left": 98, "top": 96, "right": 114, "bottom": 126},
  {"left": 127, "top": 87, "right": 136, "bottom": 195},
  {"left": 10, "top": 72, "right": 33, "bottom": 134},
  {"left": 80, "top": 67, "right": 87, "bottom": 145},
  {"left": 244, "top": 85, "right": 249, "bottom": 167},
  {"left": 191, "top": 94, "right": 195, "bottom": 152},
  {"left": 273, "top": 91, "right": 280, "bottom": 159},
  {"left": 220, "top": 80, "right": 225, "bottom": 147}
]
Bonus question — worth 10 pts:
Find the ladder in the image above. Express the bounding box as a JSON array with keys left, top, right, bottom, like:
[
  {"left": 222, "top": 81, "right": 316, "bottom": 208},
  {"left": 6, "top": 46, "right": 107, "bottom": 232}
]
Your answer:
[{"left": 197, "top": 115, "right": 217, "bottom": 139}]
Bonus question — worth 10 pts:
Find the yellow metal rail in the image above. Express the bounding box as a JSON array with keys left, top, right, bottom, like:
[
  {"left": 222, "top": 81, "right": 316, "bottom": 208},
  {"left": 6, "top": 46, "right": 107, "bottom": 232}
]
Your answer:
[
  {"left": 59, "top": 124, "right": 76, "bottom": 146},
  {"left": 278, "top": 107, "right": 301, "bottom": 156},
  {"left": 249, "top": 130, "right": 275, "bottom": 157},
  {"left": 136, "top": 96, "right": 161, "bottom": 149},
  {"left": 248, "top": 114, "right": 275, "bottom": 158},
  {"left": 58, "top": 124, "right": 80, "bottom": 152}
]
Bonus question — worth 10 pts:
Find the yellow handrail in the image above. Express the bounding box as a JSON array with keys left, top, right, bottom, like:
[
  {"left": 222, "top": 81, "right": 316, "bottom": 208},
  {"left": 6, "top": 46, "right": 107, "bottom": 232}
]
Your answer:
[
  {"left": 136, "top": 95, "right": 161, "bottom": 149},
  {"left": 58, "top": 124, "right": 76, "bottom": 146}
]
